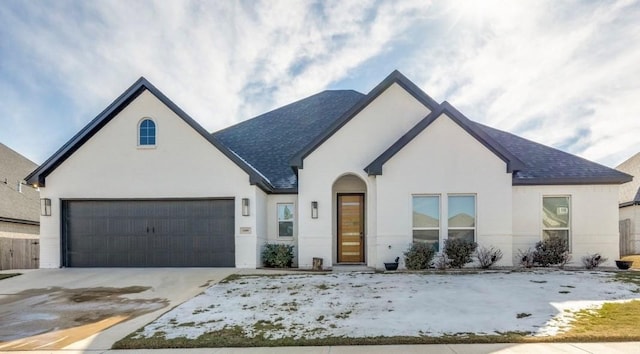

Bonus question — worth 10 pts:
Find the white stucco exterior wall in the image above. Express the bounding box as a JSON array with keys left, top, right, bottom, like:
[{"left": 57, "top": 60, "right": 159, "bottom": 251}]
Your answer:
[
  {"left": 297, "top": 83, "right": 431, "bottom": 268},
  {"left": 376, "top": 114, "right": 513, "bottom": 268},
  {"left": 513, "top": 184, "right": 621, "bottom": 266},
  {"left": 38, "top": 90, "right": 259, "bottom": 268},
  {"left": 264, "top": 194, "right": 299, "bottom": 266}
]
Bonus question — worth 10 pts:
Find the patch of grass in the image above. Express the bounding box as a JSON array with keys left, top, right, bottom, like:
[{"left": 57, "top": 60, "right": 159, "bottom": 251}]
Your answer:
[
  {"left": 0, "top": 273, "right": 20, "bottom": 280},
  {"left": 316, "top": 315, "right": 325, "bottom": 322},
  {"left": 614, "top": 271, "right": 640, "bottom": 288},
  {"left": 516, "top": 313, "right": 531, "bottom": 319},
  {"left": 530, "top": 280, "right": 547, "bottom": 284},
  {"left": 558, "top": 290, "right": 570, "bottom": 294},
  {"left": 335, "top": 310, "right": 352, "bottom": 319},
  {"left": 554, "top": 300, "right": 640, "bottom": 341},
  {"left": 114, "top": 330, "right": 534, "bottom": 349},
  {"left": 315, "top": 284, "right": 330, "bottom": 290},
  {"left": 177, "top": 322, "right": 195, "bottom": 327}
]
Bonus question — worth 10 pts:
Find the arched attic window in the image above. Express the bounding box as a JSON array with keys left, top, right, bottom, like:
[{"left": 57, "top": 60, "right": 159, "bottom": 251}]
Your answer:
[{"left": 138, "top": 118, "right": 156, "bottom": 146}]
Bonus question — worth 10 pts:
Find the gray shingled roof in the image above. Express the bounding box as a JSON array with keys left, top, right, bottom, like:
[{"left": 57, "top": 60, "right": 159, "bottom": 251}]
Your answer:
[
  {"left": 616, "top": 152, "right": 640, "bottom": 205},
  {"left": 0, "top": 143, "right": 39, "bottom": 223},
  {"left": 215, "top": 91, "right": 630, "bottom": 191},
  {"left": 214, "top": 90, "right": 365, "bottom": 189},
  {"left": 475, "top": 123, "right": 631, "bottom": 185}
]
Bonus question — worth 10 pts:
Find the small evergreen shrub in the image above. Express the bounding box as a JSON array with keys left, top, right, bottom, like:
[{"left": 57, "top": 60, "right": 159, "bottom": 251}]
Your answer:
[
  {"left": 517, "top": 248, "right": 535, "bottom": 268},
  {"left": 581, "top": 253, "right": 607, "bottom": 269},
  {"left": 262, "top": 243, "right": 294, "bottom": 268},
  {"left": 475, "top": 246, "right": 503, "bottom": 269},
  {"left": 532, "top": 237, "right": 570, "bottom": 267},
  {"left": 443, "top": 238, "right": 477, "bottom": 268},
  {"left": 404, "top": 242, "right": 436, "bottom": 270}
]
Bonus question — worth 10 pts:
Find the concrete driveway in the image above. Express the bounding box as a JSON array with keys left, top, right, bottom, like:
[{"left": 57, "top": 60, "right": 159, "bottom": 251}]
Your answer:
[{"left": 0, "top": 268, "right": 237, "bottom": 351}]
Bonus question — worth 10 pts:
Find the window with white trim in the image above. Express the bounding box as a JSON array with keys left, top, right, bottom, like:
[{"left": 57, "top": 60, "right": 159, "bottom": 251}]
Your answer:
[
  {"left": 277, "top": 203, "right": 294, "bottom": 237},
  {"left": 447, "top": 195, "right": 476, "bottom": 243},
  {"left": 542, "top": 196, "right": 570, "bottom": 249},
  {"left": 412, "top": 195, "right": 440, "bottom": 251},
  {"left": 138, "top": 118, "right": 156, "bottom": 146}
]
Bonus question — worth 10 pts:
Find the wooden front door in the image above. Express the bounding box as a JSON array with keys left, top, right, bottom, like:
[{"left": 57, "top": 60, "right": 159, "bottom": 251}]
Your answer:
[{"left": 337, "top": 194, "right": 365, "bottom": 263}]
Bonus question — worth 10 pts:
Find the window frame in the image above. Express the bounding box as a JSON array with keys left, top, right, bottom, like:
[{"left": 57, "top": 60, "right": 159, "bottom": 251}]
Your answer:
[
  {"left": 138, "top": 118, "right": 157, "bottom": 147},
  {"left": 277, "top": 202, "right": 295, "bottom": 238},
  {"left": 411, "top": 194, "right": 441, "bottom": 251},
  {"left": 541, "top": 195, "right": 571, "bottom": 251},
  {"left": 446, "top": 194, "right": 477, "bottom": 244}
]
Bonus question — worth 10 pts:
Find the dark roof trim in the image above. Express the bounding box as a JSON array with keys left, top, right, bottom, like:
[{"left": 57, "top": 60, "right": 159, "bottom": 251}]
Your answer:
[
  {"left": 620, "top": 201, "right": 640, "bottom": 208},
  {"left": 289, "top": 70, "right": 439, "bottom": 169},
  {"left": 0, "top": 216, "right": 39, "bottom": 226},
  {"left": 514, "top": 175, "right": 633, "bottom": 185},
  {"left": 365, "top": 101, "right": 526, "bottom": 175},
  {"left": 25, "top": 78, "right": 273, "bottom": 193}
]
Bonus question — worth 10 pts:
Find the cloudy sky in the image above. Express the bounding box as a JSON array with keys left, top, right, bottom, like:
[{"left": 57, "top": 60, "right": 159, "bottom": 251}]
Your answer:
[{"left": 1, "top": 0, "right": 639, "bottom": 168}]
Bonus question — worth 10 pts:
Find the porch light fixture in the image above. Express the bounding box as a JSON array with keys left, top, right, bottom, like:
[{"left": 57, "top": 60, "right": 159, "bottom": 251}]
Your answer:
[
  {"left": 242, "top": 198, "right": 250, "bottom": 216},
  {"left": 40, "top": 198, "right": 51, "bottom": 216},
  {"left": 311, "top": 201, "right": 318, "bottom": 219}
]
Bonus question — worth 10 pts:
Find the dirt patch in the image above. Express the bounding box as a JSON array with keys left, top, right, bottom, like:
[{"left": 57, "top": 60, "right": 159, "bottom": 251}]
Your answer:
[{"left": 0, "top": 286, "right": 168, "bottom": 343}]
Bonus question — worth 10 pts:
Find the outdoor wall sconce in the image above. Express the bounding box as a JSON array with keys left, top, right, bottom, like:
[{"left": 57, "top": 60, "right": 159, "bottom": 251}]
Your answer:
[
  {"left": 242, "top": 198, "right": 250, "bottom": 216},
  {"left": 40, "top": 198, "right": 51, "bottom": 216},
  {"left": 311, "top": 201, "right": 318, "bottom": 219}
]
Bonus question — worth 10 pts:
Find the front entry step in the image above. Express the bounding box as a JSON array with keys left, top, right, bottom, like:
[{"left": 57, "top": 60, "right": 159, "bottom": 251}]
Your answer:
[{"left": 331, "top": 264, "right": 375, "bottom": 273}]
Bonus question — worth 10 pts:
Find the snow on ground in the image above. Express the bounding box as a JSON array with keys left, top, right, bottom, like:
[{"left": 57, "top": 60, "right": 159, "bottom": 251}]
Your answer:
[{"left": 136, "top": 270, "right": 639, "bottom": 340}]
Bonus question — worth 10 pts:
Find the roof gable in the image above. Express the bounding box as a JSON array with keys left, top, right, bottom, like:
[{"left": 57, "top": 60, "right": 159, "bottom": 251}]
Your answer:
[
  {"left": 365, "top": 101, "right": 526, "bottom": 175},
  {"left": 289, "top": 70, "right": 438, "bottom": 169},
  {"left": 26, "top": 78, "right": 272, "bottom": 191}
]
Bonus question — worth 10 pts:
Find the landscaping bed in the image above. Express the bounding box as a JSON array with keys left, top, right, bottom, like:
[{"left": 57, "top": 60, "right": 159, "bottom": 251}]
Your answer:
[{"left": 115, "top": 270, "right": 640, "bottom": 348}]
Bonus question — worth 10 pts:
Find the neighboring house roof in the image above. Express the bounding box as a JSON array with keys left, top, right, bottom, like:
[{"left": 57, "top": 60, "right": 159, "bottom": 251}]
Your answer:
[
  {"left": 0, "top": 143, "right": 39, "bottom": 224},
  {"left": 25, "top": 77, "right": 273, "bottom": 192},
  {"left": 616, "top": 152, "right": 640, "bottom": 206},
  {"left": 214, "top": 90, "right": 365, "bottom": 190}
]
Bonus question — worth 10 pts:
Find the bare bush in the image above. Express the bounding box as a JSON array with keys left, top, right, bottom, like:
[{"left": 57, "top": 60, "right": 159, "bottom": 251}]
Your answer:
[
  {"left": 475, "top": 246, "right": 503, "bottom": 269},
  {"left": 517, "top": 248, "right": 535, "bottom": 268},
  {"left": 581, "top": 253, "right": 607, "bottom": 269}
]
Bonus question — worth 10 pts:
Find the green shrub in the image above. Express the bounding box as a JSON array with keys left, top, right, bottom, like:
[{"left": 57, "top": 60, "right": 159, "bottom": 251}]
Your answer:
[
  {"left": 444, "top": 238, "right": 478, "bottom": 268},
  {"left": 404, "top": 242, "right": 436, "bottom": 270},
  {"left": 262, "top": 243, "right": 294, "bottom": 268},
  {"left": 533, "top": 237, "right": 570, "bottom": 267}
]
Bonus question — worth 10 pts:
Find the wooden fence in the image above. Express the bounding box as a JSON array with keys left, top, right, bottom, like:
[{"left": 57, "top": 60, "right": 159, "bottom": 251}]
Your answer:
[
  {"left": 0, "top": 237, "right": 39, "bottom": 270},
  {"left": 619, "top": 218, "right": 633, "bottom": 257}
]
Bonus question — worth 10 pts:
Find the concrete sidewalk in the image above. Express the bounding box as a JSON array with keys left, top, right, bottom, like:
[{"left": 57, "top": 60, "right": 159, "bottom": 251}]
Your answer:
[{"left": 2, "top": 342, "right": 640, "bottom": 353}]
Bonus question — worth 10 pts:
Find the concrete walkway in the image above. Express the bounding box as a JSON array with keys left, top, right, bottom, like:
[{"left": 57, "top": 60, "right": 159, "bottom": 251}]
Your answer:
[{"left": 2, "top": 342, "right": 640, "bottom": 353}]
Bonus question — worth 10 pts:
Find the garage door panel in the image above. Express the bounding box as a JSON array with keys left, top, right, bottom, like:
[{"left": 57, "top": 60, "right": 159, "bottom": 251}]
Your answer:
[{"left": 63, "top": 199, "right": 235, "bottom": 267}]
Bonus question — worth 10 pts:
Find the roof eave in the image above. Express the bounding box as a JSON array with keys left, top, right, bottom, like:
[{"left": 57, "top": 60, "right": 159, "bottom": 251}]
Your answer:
[{"left": 513, "top": 176, "right": 632, "bottom": 186}]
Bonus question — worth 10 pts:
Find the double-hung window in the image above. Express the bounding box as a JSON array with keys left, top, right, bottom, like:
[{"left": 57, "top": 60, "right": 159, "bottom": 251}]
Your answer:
[
  {"left": 447, "top": 195, "right": 476, "bottom": 243},
  {"left": 542, "top": 196, "right": 570, "bottom": 249},
  {"left": 412, "top": 195, "right": 440, "bottom": 251},
  {"left": 277, "top": 203, "right": 294, "bottom": 237}
]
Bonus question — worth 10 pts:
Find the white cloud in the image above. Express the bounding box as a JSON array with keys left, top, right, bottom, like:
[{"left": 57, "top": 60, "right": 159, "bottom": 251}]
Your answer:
[
  {"left": 1, "top": 0, "right": 639, "bottom": 167},
  {"left": 410, "top": 0, "right": 640, "bottom": 166}
]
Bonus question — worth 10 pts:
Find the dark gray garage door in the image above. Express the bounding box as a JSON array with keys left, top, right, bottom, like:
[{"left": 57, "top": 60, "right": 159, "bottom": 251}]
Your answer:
[{"left": 62, "top": 199, "right": 235, "bottom": 267}]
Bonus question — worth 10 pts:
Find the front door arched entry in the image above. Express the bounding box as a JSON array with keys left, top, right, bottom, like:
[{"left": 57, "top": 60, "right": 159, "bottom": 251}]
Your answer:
[{"left": 337, "top": 193, "right": 365, "bottom": 263}]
